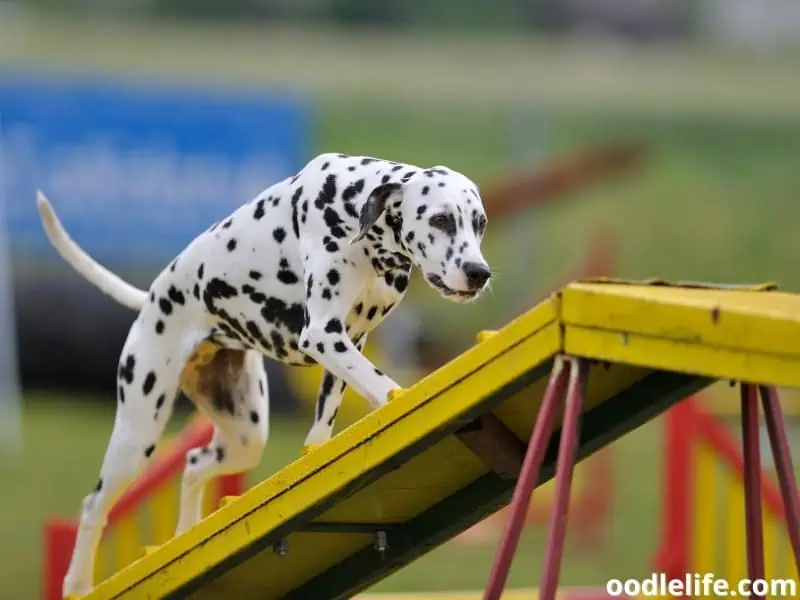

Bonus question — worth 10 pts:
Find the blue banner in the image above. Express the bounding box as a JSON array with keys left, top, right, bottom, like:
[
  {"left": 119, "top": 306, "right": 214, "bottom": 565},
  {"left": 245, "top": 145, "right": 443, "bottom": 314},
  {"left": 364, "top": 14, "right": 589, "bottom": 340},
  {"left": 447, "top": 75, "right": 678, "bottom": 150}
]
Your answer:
[{"left": 0, "top": 71, "right": 311, "bottom": 267}]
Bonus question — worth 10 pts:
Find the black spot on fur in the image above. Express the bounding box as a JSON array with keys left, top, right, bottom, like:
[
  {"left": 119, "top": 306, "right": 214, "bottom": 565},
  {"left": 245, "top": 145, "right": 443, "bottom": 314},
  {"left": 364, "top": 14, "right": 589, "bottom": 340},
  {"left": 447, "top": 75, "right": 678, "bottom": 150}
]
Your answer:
[
  {"left": 119, "top": 354, "right": 136, "bottom": 384},
  {"left": 314, "top": 174, "right": 337, "bottom": 210},
  {"left": 422, "top": 185, "right": 430, "bottom": 195},
  {"left": 158, "top": 298, "right": 173, "bottom": 315},
  {"left": 155, "top": 320, "right": 165, "bottom": 334},
  {"left": 250, "top": 411, "right": 259, "bottom": 424},
  {"left": 145, "top": 444, "right": 156, "bottom": 458},
  {"left": 277, "top": 269, "right": 300, "bottom": 285},
  {"left": 290, "top": 187, "right": 304, "bottom": 238},
  {"left": 334, "top": 341, "right": 347, "bottom": 353},
  {"left": 95, "top": 478, "right": 103, "bottom": 492},
  {"left": 216, "top": 446, "right": 225, "bottom": 462},
  {"left": 197, "top": 263, "right": 205, "bottom": 280},
  {"left": 193, "top": 284, "right": 200, "bottom": 299},
  {"left": 327, "top": 269, "right": 340, "bottom": 286},
  {"left": 227, "top": 239, "right": 237, "bottom": 252},
  {"left": 222, "top": 218, "right": 233, "bottom": 229},
  {"left": 156, "top": 394, "right": 165, "bottom": 410},
  {"left": 316, "top": 373, "right": 336, "bottom": 419},
  {"left": 394, "top": 274, "right": 409, "bottom": 293},
  {"left": 323, "top": 207, "right": 348, "bottom": 238},
  {"left": 142, "top": 371, "right": 157, "bottom": 395},
  {"left": 354, "top": 302, "right": 364, "bottom": 315},
  {"left": 249, "top": 270, "right": 262, "bottom": 280},
  {"left": 261, "top": 299, "right": 305, "bottom": 334},
  {"left": 270, "top": 330, "right": 288, "bottom": 359},
  {"left": 167, "top": 285, "right": 185, "bottom": 305},
  {"left": 366, "top": 306, "right": 378, "bottom": 320},
  {"left": 322, "top": 288, "right": 332, "bottom": 300},
  {"left": 253, "top": 198, "right": 266, "bottom": 220},
  {"left": 325, "top": 318, "right": 343, "bottom": 334},
  {"left": 118, "top": 385, "right": 125, "bottom": 404},
  {"left": 342, "top": 179, "right": 365, "bottom": 202}
]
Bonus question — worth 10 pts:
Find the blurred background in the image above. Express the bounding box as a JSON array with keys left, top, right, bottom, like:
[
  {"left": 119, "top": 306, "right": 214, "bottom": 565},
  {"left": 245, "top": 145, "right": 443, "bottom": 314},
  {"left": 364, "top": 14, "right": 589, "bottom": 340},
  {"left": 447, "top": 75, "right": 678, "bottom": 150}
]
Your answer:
[{"left": 1, "top": 1, "right": 800, "bottom": 598}]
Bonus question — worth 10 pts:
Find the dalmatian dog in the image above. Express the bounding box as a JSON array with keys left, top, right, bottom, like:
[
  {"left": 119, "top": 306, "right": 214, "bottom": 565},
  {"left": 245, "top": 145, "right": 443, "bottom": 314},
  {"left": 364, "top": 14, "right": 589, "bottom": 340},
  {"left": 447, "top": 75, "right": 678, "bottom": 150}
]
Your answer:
[{"left": 36, "top": 152, "right": 491, "bottom": 598}]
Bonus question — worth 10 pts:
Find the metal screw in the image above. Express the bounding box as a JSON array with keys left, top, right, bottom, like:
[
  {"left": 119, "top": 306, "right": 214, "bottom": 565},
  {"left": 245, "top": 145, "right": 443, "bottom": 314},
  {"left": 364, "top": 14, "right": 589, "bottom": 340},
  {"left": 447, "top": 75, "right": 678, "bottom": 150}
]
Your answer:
[
  {"left": 374, "top": 530, "right": 388, "bottom": 554},
  {"left": 273, "top": 538, "right": 288, "bottom": 557}
]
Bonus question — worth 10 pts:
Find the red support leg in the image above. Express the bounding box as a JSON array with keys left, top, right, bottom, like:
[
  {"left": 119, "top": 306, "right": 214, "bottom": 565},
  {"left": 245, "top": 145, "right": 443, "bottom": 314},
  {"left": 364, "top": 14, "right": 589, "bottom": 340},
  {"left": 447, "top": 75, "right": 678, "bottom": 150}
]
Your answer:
[
  {"left": 758, "top": 385, "right": 800, "bottom": 574},
  {"left": 483, "top": 357, "right": 571, "bottom": 600},
  {"left": 539, "top": 358, "right": 587, "bottom": 600},
  {"left": 741, "top": 384, "right": 766, "bottom": 599}
]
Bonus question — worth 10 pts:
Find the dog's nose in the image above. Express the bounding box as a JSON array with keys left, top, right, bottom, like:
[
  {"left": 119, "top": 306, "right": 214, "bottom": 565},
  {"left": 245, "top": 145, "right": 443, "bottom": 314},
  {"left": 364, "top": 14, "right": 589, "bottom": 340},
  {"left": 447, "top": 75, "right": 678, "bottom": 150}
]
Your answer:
[{"left": 463, "top": 262, "right": 491, "bottom": 290}]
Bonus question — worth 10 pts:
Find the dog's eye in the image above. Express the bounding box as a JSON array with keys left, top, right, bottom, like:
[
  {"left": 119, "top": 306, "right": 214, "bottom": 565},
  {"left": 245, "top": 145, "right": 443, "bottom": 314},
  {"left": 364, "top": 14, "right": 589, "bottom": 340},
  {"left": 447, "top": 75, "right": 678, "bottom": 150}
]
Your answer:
[{"left": 429, "top": 213, "right": 455, "bottom": 235}]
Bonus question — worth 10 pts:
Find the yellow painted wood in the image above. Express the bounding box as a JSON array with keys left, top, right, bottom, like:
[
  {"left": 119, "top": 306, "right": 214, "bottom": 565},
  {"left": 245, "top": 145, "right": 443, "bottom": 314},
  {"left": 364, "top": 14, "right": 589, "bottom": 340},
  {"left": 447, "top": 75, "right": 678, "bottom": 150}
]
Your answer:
[
  {"left": 561, "top": 282, "right": 800, "bottom": 360},
  {"left": 723, "top": 471, "right": 747, "bottom": 584},
  {"left": 691, "top": 442, "right": 717, "bottom": 577},
  {"left": 113, "top": 515, "right": 142, "bottom": 571},
  {"left": 564, "top": 327, "right": 800, "bottom": 389},
  {"left": 763, "top": 512, "right": 778, "bottom": 584},
  {"left": 786, "top": 534, "right": 799, "bottom": 580},
  {"left": 151, "top": 481, "right": 179, "bottom": 545}
]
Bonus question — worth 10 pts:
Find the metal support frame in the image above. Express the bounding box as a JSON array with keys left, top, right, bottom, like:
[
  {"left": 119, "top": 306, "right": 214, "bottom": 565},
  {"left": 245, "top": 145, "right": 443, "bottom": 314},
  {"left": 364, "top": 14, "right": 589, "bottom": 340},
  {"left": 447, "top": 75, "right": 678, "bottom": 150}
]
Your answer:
[
  {"left": 483, "top": 356, "right": 587, "bottom": 600},
  {"left": 482, "top": 358, "right": 800, "bottom": 600},
  {"left": 740, "top": 384, "right": 800, "bottom": 598}
]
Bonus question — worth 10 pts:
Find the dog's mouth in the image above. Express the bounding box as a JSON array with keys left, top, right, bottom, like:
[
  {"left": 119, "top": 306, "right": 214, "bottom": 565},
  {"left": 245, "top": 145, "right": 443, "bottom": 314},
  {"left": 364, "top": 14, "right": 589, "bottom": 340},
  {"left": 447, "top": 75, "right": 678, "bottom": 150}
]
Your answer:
[{"left": 425, "top": 274, "right": 480, "bottom": 302}]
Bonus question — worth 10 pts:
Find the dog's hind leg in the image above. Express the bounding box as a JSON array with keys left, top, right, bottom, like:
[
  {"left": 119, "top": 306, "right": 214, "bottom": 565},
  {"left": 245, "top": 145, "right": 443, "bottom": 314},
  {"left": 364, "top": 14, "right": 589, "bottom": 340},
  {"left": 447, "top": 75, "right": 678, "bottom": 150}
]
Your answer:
[
  {"left": 175, "top": 347, "right": 269, "bottom": 535},
  {"left": 62, "top": 322, "right": 206, "bottom": 599}
]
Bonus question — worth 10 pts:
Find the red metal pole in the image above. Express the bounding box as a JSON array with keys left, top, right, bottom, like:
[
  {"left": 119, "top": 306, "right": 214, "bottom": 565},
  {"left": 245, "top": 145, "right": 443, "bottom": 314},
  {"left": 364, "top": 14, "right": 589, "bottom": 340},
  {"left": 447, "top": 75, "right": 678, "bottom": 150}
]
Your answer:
[
  {"left": 540, "top": 358, "right": 587, "bottom": 600},
  {"left": 483, "top": 357, "right": 571, "bottom": 600},
  {"left": 758, "top": 385, "right": 800, "bottom": 574},
  {"left": 741, "top": 384, "right": 766, "bottom": 599},
  {"left": 43, "top": 519, "right": 77, "bottom": 600}
]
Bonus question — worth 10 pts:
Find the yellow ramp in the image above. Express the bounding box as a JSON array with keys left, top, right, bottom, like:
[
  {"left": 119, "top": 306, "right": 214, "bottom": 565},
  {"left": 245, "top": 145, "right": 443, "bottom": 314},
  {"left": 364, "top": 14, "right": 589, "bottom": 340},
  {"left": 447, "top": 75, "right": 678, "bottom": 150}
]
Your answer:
[{"left": 82, "top": 279, "right": 800, "bottom": 600}]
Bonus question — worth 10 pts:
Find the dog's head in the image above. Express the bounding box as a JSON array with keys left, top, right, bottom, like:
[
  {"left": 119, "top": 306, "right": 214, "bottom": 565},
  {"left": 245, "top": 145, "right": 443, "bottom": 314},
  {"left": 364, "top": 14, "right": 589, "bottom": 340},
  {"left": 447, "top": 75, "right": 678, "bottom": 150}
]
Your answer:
[{"left": 352, "top": 167, "right": 491, "bottom": 303}]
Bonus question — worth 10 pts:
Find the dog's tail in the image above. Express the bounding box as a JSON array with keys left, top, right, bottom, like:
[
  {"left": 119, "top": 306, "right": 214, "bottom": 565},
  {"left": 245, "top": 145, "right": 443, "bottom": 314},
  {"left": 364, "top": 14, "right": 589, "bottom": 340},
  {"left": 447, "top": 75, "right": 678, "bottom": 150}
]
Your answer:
[{"left": 36, "top": 190, "right": 148, "bottom": 311}]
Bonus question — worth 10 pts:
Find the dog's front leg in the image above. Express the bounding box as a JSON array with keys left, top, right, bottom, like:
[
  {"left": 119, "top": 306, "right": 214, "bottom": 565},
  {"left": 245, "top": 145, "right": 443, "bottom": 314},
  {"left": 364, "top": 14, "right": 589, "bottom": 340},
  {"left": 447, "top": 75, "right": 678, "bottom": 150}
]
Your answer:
[
  {"left": 300, "top": 270, "right": 399, "bottom": 408},
  {"left": 304, "top": 333, "right": 368, "bottom": 446}
]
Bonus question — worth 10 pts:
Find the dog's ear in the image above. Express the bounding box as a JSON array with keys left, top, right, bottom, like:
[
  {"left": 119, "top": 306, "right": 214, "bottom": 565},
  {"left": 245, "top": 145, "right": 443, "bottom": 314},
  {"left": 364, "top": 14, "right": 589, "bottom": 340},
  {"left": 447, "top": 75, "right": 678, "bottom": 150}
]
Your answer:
[{"left": 350, "top": 182, "right": 402, "bottom": 244}]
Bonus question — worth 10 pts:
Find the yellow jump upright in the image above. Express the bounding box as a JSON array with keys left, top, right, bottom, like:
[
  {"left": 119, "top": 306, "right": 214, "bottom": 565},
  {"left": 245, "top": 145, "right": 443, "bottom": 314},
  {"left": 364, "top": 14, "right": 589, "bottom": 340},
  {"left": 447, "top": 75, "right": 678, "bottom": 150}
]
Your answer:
[{"left": 79, "top": 279, "right": 800, "bottom": 600}]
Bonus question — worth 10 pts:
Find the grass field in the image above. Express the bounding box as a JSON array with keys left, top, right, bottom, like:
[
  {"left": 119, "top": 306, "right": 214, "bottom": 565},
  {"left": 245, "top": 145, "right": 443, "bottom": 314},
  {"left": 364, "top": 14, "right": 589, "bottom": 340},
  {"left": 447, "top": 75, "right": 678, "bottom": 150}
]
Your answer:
[{"left": 2, "top": 15, "right": 800, "bottom": 600}]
